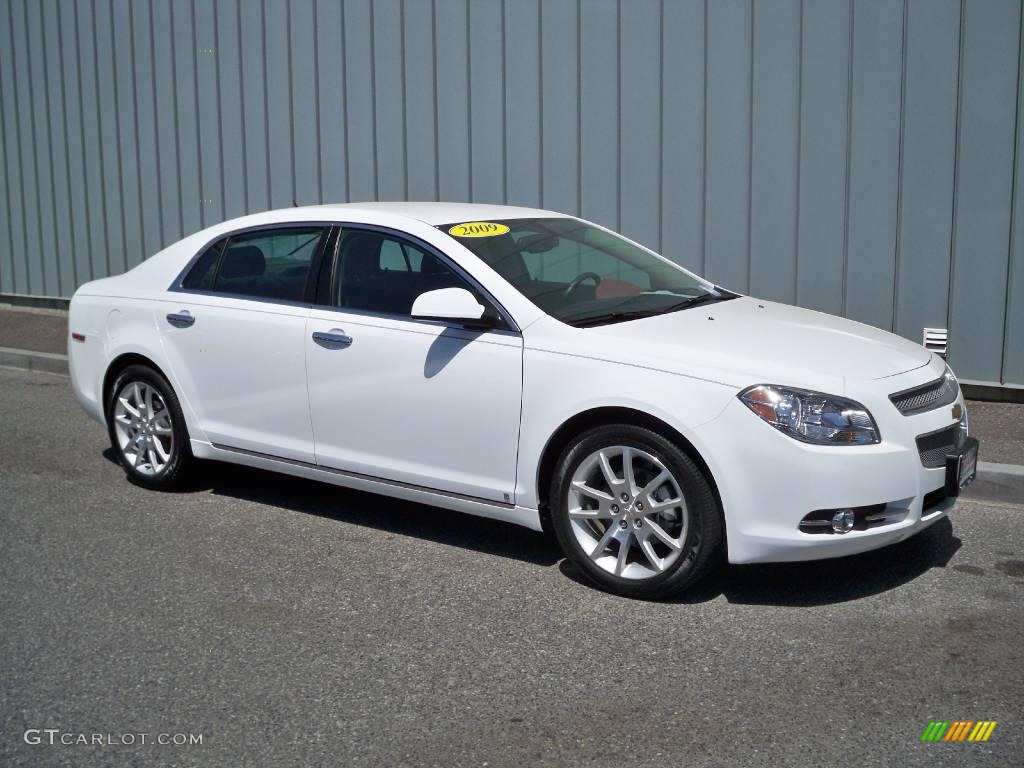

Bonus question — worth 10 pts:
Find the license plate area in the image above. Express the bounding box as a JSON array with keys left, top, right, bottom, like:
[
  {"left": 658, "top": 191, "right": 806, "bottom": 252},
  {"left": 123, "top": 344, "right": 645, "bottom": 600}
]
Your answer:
[{"left": 945, "top": 437, "right": 979, "bottom": 498}]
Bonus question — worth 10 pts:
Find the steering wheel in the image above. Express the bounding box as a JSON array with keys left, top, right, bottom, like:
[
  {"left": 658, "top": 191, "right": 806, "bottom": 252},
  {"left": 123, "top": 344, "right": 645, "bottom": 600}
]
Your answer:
[{"left": 564, "top": 272, "right": 602, "bottom": 297}]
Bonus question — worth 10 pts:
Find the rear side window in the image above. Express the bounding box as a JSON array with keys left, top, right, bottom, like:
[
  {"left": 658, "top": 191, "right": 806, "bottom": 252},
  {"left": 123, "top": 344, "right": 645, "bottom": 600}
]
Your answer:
[
  {"left": 182, "top": 240, "right": 224, "bottom": 290},
  {"left": 182, "top": 226, "right": 326, "bottom": 303}
]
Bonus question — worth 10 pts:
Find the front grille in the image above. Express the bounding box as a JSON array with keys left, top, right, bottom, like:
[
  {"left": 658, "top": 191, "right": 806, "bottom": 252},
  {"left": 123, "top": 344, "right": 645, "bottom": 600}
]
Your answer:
[
  {"left": 890, "top": 374, "right": 958, "bottom": 416},
  {"left": 916, "top": 423, "right": 962, "bottom": 469}
]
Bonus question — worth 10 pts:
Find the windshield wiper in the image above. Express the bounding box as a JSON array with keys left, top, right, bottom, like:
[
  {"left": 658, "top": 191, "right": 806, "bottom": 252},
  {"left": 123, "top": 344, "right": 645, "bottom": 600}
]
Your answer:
[
  {"left": 660, "top": 291, "right": 737, "bottom": 313},
  {"left": 564, "top": 290, "right": 738, "bottom": 328},
  {"left": 565, "top": 309, "right": 664, "bottom": 328}
]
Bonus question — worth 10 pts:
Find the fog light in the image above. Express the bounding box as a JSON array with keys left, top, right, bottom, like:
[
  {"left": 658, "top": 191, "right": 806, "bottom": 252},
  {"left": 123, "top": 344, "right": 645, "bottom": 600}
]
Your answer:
[{"left": 831, "top": 509, "right": 855, "bottom": 534}]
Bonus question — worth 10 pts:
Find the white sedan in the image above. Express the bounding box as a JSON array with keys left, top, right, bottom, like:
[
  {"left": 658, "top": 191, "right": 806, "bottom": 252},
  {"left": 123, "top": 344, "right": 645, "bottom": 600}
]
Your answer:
[{"left": 68, "top": 202, "right": 978, "bottom": 598}]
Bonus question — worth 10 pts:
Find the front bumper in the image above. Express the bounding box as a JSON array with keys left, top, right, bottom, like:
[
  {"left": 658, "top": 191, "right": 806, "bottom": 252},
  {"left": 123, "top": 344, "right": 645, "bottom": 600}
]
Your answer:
[{"left": 698, "top": 358, "right": 968, "bottom": 564}]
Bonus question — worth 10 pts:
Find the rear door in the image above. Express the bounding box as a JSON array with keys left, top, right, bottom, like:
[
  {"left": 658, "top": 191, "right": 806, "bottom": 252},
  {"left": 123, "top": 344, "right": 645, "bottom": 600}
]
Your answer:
[
  {"left": 158, "top": 225, "right": 329, "bottom": 463},
  {"left": 305, "top": 226, "right": 523, "bottom": 504}
]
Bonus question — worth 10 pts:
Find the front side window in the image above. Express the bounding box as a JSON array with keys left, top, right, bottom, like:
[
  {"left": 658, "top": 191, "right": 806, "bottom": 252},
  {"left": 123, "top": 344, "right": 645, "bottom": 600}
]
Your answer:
[
  {"left": 442, "top": 218, "right": 730, "bottom": 326},
  {"left": 331, "top": 230, "right": 469, "bottom": 316},
  {"left": 181, "top": 226, "right": 326, "bottom": 302}
]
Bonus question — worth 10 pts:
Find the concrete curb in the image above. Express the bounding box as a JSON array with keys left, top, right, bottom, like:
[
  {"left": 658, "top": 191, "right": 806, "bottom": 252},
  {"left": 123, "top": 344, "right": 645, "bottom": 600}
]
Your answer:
[
  {"left": 0, "top": 345, "right": 1020, "bottom": 504},
  {"left": 964, "top": 461, "right": 1024, "bottom": 505},
  {"left": 0, "top": 346, "right": 69, "bottom": 376}
]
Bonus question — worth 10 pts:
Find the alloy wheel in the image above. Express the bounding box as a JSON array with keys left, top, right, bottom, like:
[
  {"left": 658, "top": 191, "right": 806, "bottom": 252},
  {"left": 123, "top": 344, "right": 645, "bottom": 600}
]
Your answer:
[
  {"left": 112, "top": 380, "right": 175, "bottom": 476},
  {"left": 567, "top": 445, "right": 688, "bottom": 580}
]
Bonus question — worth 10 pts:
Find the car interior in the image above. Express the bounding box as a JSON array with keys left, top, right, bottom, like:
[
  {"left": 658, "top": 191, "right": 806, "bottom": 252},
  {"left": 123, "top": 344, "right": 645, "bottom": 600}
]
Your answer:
[{"left": 332, "top": 232, "right": 466, "bottom": 315}]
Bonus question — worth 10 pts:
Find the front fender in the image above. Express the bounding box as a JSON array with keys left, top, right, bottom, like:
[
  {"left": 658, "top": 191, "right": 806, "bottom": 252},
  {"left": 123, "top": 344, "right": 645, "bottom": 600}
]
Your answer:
[{"left": 516, "top": 346, "right": 739, "bottom": 509}]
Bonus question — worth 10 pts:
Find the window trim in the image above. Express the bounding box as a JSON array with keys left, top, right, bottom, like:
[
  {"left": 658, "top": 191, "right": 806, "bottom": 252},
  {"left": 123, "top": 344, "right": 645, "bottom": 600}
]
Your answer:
[
  {"left": 316, "top": 222, "right": 521, "bottom": 334},
  {"left": 168, "top": 222, "right": 335, "bottom": 308}
]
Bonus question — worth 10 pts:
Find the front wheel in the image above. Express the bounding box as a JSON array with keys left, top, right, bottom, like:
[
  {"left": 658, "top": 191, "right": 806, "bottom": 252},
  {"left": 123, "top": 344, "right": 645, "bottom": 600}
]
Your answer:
[
  {"left": 550, "top": 424, "right": 723, "bottom": 599},
  {"left": 105, "top": 364, "right": 194, "bottom": 489}
]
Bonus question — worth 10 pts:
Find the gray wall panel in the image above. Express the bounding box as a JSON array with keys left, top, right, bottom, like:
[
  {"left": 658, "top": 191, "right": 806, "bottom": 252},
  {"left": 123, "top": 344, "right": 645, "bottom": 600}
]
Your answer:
[
  {"left": 112, "top": 0, "right": 144, "bottom": 271},
  {"left": 131, "top": 0, "right": 165, "bottom": 259},
  {"left": 0, "top": 1, "right": 23, "bottom": 292},
  {"left": 61, "top": 0, "right": 92, "bottom": 285},
  {"left": 94, "top": 0, "right": 127, "bottom": 276},
  {"left": 291, "top": 0, "right": 321, "bottom": 205},
  {"left": 195, "top": 0, "right": 221, "bottom": 225},
  {"left": 76, "top": 0, "right": 110, "bottom": 279},
  {"left": 434, "top": 0, "right": 470, "bottom": 202},
  {"left": 504, "top": 0, "right": 541, "bottom": 208},
  {"left": 539, "top": 0, "right": 578, "bottom": 215},
  {"left": 660, "top": 0, "right": 704, "bottom": 274},
  {"left": 704, "top": 0, "right": 751, "bottom": 290},
  {"left": 469, "top": 0, "right": 504, "bottom": 204},
  {"left": 949, "top": 0, "right": 1020, "bottom": 382},
  {"left": 844, "top": 0, "right": 903, "bottom": 329},
  {"left": 749, "top": 0, "right": 799, "bottom": 304},
  {"left": 26, "top": 0, "right": 61, "bottom": 294},
  {"left": 11, "top": 0, "right": 45, "bottom": 293},
  {"left": 0, "top": 20, "right": 13, "bottom": 293},
  {"left": 796, "top": 0, "right": 851, "bottom": 315},
  {"left": 317, "top": 0, "right": 348, "bottom": 203},
  {"left": 894, "top": 0, "right": 959, "bottom": 346},
  {"left": 239, "top": 0, "right": 269, "bottom": 212},
  {"left": 579, "top": 0, "right": 618, "bottom": 231},
  {"left": 1, "top": 0, "right": 1022, "bottom": 386},
  {"left": 1007, "top": 44, "right": 1024, "bottom": 386},
  {"left": 402, "top": 0, "right": 437, "bottom": 202},
  {"left": 264, "top": 0, "right": 292, "bottom": 208},
  {"left": 619, "top": 0, "right": 661, "bottom": 248},
  {"left": 41, "top": 0, "right": 72, "bottom": 293},
  {"left": 373, "top": 0, "right": 406, "bottom": 201},
  {"left": 173, "top": 0, "right": 203, "bottom": 233},
  {"left": 216, "top": 0, "right": 248, "bottom": 220}
]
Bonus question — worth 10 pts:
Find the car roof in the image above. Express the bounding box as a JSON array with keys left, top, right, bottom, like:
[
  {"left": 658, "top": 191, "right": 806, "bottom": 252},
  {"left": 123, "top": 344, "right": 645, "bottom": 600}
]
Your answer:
[{"left": 291, "top": 201, "right": 570, "bottom": 226}]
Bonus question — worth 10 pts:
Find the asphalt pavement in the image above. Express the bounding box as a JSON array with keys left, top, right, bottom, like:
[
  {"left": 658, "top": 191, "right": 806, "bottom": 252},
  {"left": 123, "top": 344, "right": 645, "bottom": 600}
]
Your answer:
[{"left": 1, "top": 366, "right": 1022, "bottom": 768}]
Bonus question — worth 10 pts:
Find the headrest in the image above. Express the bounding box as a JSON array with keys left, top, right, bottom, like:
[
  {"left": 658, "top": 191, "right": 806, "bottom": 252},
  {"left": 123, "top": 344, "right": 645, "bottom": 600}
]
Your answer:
[
  {"left": 219, "top": 245, "right": 265, "bottom": 279},
  {"left": 341, "top": 234, "right": 383, "bottom": 280}
]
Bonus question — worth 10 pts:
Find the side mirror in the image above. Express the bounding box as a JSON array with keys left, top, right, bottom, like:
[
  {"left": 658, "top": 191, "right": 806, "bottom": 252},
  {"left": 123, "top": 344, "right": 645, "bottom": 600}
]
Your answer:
[{"left": 411, "top": 287, "right": 493, "bottom": 326}]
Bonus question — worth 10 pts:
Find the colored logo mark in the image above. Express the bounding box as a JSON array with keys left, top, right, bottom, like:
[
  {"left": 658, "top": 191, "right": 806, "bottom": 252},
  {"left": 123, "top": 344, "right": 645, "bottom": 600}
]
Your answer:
[{"left": 921, "top": 721, "right": 997, "bottom": 742}]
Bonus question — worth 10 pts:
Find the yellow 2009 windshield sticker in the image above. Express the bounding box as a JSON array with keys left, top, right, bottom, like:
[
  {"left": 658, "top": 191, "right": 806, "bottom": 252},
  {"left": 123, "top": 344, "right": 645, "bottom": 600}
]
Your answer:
[{"left": 448, "top": 221, "right": 510, "bottom": 238}]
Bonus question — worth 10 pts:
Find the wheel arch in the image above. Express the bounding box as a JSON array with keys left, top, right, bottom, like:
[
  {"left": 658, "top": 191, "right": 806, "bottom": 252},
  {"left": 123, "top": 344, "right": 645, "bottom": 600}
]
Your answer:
[
  {"left": 535, "top": 406, "right": 725, "bottom": 534},
  {"left": 102, "top": 353, "right": 175, "bottom": 418}
]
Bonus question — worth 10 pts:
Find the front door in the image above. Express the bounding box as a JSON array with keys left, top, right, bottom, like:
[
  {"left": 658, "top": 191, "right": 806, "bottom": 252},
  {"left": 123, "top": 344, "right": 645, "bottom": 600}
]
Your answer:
[{"left": 305, "top": 227, "right": 523, "bottom": 504}]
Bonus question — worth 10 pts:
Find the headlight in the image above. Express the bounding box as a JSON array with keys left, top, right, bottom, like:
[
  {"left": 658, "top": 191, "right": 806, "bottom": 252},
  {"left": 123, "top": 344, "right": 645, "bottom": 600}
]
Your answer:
[{"left": 739, "top": 385, "right": 880, "bottom": 445}]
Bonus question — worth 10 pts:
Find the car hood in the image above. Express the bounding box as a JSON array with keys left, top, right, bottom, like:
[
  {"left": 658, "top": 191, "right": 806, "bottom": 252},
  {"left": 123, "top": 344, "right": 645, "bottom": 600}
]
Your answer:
[{"left": 531, "top": 296, "right": 933, "bottom": 394}]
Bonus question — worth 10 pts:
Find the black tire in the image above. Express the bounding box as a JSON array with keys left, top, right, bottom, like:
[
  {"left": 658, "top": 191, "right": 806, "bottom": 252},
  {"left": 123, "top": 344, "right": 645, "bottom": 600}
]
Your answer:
[
  {"left": 550, "top": 424, "right": 723, "bottom": 599},
  {"left": 105, "top": 363, "right": 194, "bottom": 489}
]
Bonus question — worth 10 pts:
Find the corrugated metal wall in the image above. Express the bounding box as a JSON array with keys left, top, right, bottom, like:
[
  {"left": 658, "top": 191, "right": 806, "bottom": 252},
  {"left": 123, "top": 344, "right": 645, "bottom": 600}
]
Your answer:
[{"left": 1, "top": 0, "right": 1022, "bottom": 386}]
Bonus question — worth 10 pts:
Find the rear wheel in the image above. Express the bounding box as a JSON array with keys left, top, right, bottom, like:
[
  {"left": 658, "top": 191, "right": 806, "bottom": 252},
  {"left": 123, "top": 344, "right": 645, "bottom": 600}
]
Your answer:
[
  {"left": 105, "top": 364, "right": 193, "bottom": 489},
  {"left": 550, "top": 424, "right": 722, "bottom": 599}
]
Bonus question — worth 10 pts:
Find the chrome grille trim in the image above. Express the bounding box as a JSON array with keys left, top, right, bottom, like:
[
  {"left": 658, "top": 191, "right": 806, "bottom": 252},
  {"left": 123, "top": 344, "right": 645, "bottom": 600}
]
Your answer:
[{"left": 890, "top": 374, "right": 958, "bottom": 416}]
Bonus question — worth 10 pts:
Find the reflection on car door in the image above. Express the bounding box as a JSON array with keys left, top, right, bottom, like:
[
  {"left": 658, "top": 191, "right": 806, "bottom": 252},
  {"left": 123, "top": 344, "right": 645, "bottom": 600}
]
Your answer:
[{"left": 305, "top": 228, "right": 523, "bottom": 504}]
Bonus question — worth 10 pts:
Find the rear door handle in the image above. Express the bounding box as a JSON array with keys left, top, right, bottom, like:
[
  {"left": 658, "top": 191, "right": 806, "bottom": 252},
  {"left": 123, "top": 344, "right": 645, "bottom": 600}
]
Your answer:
[
  {"left": 312, "top": 329, "right": 353, "bottom": 349},
  {"left": 166, "top": 311, "right": 195, "bottom": 328}
]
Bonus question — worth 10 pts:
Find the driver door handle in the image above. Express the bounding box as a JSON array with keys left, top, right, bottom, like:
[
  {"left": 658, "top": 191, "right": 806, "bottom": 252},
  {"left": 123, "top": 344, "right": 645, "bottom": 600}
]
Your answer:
[
  {"left": 312, "top": 329, "right": 353, "bottom": 349},
  {"left": 166, "top": 311, "right": 195, "bottom": 328}
]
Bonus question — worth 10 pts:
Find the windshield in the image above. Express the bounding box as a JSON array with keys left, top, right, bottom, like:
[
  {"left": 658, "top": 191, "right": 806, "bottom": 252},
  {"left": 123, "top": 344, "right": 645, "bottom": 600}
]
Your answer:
[{"left": 440, "top": 218, "right": 731, "bottom": 326}]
